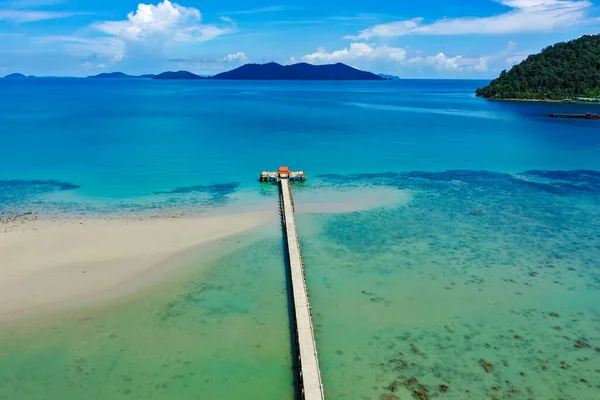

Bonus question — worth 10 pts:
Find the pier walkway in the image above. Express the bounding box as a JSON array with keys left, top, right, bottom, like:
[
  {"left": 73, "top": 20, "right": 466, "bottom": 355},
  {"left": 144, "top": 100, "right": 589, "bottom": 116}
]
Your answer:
[{"left": 279, "top": 177, "right": 325, "bottom": 400}]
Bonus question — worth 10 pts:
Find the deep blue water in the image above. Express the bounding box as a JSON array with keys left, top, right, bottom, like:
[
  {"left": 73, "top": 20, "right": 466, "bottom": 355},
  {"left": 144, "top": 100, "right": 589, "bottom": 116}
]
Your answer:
[{"left": 1, "top": 78, "right": 599, "bottom": 214}]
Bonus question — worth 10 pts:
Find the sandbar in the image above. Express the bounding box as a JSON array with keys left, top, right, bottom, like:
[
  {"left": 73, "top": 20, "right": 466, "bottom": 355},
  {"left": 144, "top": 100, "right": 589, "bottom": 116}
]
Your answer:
[{"left": 0, "top": 211, "right": 276, "bottom": 319}]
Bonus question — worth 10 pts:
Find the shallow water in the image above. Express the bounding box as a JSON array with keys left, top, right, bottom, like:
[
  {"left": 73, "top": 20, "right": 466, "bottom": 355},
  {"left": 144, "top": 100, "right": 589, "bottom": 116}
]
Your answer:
[
  {"left": 0, "top": 225, "right": 296, "bottom": 400},
  {"left": 300, "top": 170, "right": 600, "bottom": 399}
]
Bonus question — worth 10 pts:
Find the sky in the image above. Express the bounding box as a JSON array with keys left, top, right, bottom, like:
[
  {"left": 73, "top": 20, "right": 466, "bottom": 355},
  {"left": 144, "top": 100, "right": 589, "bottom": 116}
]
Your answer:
[{"left": 0, "top": 0, "right": 599, "bottom": 78}]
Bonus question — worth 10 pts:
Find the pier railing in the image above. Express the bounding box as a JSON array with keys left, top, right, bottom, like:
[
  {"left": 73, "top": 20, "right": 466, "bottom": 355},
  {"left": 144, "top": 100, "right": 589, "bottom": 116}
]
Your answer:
[{"left": 279, "top": 178, "right": 325, "bottom": 400}]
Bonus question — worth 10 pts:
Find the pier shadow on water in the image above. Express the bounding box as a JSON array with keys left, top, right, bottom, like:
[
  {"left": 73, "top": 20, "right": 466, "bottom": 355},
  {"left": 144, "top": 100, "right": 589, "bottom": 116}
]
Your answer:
[{"left": 280, "top": 215, "right": 303, "bottom": 400}]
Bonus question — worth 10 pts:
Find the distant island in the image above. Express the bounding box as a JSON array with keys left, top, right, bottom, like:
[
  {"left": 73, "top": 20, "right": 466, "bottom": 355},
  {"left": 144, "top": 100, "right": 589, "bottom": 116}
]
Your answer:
[
  {"left": 476, "top": 34, "right": 600, "bottom": 101},
  {"left": 4, "top": 73, "right": 29, "bottom": 79},
  {"left": 152, "top": 71, "right": 206, "bottom": 80},
  {"left": 87, "top": 72, "right": 155, "bottom": 79},
  {"left": 212, "top": 62, "right": 384, "bottom": 80},
  {"left": 378, "top": 74, "right": 400, "bottom": 80},
  {"left": 4, "top": 62, "right": 387, "bottom": 81},
  {"left": 146, "top": 63, "right": 384, "bottom": 80}
]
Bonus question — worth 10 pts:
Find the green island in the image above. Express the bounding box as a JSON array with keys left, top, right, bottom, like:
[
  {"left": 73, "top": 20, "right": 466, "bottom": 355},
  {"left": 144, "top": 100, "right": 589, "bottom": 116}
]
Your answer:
[{"left": 476, "top": 34, "right": 600, "bottom": 101}]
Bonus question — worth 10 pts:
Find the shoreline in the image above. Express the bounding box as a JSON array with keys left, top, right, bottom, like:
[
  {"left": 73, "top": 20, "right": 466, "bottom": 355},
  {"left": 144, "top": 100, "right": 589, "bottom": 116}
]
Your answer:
[
  {"left": 479, "top": 96, "right": 600, "bottom": 105},
  {"left": 0, "top": 211, "right": 278, "bottom": 320}
]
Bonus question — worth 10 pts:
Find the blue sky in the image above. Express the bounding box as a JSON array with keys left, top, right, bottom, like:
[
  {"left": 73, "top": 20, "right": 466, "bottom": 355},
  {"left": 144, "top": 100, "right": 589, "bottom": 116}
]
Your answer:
[{"left": 0, "top": 0, "right": 599, "bottom": 77}]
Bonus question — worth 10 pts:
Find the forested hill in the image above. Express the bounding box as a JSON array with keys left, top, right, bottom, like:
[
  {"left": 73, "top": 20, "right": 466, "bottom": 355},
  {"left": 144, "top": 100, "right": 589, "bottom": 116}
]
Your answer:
[
  {"left": 476, "top": 35, "right": 600, "bottom": 100},
  {"left": 212, "top": 62, "right": 385, "bottom": 80}
]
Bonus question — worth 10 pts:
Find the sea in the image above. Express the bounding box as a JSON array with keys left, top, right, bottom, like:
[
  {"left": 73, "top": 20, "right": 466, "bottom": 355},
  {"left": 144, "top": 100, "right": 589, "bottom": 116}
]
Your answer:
[{"left": 0, "top": 79, "right": 599, "bottom": 399}]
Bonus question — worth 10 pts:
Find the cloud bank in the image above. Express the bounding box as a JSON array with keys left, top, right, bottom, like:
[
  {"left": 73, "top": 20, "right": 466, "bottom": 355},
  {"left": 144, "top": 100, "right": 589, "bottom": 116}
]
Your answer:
[
  {"left": 347, "top": 0, "right": 593, "bottom": 39},
  {"left": 94, "top": 0, "right": 233, "bottom": 43},
  {"left": 31, "top": 1, "right": 238, "bottom": 73},
  {"left": 302, "top": 43, "right": 407, "bottom": 63},
  {"left": 167, "top": 52, "right": 249, "bottom": 74},
  {"left": 300, "top": 41, "right": 525, "bottom": 74}
]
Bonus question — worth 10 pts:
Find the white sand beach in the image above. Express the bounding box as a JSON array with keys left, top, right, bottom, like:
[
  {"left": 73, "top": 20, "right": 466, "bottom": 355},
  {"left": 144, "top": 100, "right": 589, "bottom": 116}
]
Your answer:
[{"left": 0, "top": 211, "right": 276, "bottom": 318}]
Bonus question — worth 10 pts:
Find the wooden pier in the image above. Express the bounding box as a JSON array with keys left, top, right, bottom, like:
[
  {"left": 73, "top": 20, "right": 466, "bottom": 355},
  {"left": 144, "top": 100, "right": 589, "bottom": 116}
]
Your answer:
[{"left": 269, "top": 168, "right": 324, "bottom": 400}]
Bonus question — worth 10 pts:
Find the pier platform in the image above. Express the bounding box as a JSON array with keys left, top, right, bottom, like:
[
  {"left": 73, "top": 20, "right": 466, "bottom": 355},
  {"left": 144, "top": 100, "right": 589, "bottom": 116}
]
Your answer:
[
  {"left": 260, "top": 166, "right": 307, "bottom": 182},
  {"left": 275, "top": 169, "right": 324, "bottom": 400}
]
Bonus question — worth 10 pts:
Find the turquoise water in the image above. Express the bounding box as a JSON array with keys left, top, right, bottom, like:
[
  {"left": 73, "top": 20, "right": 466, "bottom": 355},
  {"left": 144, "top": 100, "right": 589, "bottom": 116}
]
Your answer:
[
  {"left": 1, "top": 79, "right": 599, "bottom": 213},
  {"left": 301, "top": 171, "right": 600, "bottom": 399},
  {"left": 1, "top": 79, "right": 599, "bottom": 399}
]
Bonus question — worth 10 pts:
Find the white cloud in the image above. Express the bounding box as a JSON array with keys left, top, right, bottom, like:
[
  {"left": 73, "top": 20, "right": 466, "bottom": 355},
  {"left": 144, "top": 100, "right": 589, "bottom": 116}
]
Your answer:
[
  {"left": 0, "top": 0, "right": 84, "bottom": 22},
  {"left": 405, "top": 42, "right": 531, "bottom": 73},
  {"left": 223, "top": 52, "right": 248, "bottom": 63},
  {"left": 168, "top": 51, "right": 248, "bottom": 74},
  {"left": 80, "top": 61, "right": 93, "bottom": 70},
  {"left": 302, "top": 43, "right": 407, "bottom": 64},
  {"left": 0, "top": 10, "right": 80, "bottom": 22},
  {"left": 35, "top": 35, "right": 99, "bottom": 45},
  {"left": 506, "top": 54, "right": 528, "bottom": 64},
  {"left": 94, "top": 0, "right": 233, "bottom": 43},
  {"left": 80, "top": 61, "right": 107, "bottom": 70},
  {"left": 408, "top": 53, "right": 489, "bottom": 72},
  {"left": 347, "top": 0, "right": 593, "bottom": 39},
  {"left": 34, "top": 35, "right": 124, "bottom": 59},
  {"left": 299, "top": 41, "right": 529, "bottom": 74}
]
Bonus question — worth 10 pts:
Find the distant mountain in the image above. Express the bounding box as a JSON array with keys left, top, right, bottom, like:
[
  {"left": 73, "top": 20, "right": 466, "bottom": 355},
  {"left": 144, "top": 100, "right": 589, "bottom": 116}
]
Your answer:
[
  {"left": 87, "top": 72, "right": 154, "bottom": 79},
  {"left": 212, "top": 62, "right": 385, "bottom": 80},
  {"left": 378, "top": 74, "right": 400, "bottom": 80},
  {"left": 7, "top": 64, "right": 384, "bottom": 81},
  {"left": 4, "top": 73, "right": 28, "bottom": 79},
  {"left": 152, "top": 71, "right": 205, "bottom": 80}
]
